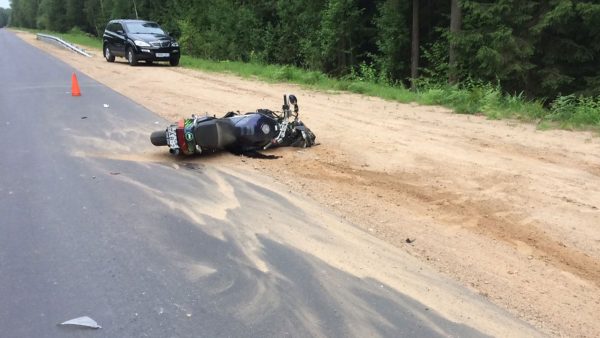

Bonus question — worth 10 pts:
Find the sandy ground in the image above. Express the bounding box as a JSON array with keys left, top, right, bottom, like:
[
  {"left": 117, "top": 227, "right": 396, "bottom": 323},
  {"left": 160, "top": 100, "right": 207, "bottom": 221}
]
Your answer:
[{"left": 18, "top": 32, "right": 600, "bottom": 337}]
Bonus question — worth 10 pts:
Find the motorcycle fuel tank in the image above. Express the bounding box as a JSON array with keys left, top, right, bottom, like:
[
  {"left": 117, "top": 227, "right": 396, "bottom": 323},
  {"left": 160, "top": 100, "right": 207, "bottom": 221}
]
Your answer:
[{"left": 230, "top": 114, "right": 279, "bottom": 147}]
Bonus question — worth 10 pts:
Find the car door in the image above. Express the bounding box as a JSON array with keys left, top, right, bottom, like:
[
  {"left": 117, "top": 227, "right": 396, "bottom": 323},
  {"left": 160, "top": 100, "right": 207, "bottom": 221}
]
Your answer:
[{"left": 112, "top": 23, "right": 127, "bottom": 56}]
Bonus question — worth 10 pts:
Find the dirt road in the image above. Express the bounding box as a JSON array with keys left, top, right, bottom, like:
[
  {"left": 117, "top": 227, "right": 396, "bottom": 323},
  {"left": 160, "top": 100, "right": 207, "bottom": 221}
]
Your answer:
[{"left": 19, "top": 32, "right": 600, "bottom": 337}]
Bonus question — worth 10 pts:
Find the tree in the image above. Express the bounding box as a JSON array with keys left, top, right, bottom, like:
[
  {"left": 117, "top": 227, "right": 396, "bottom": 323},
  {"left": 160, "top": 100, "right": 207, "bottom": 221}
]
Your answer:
[
  {"left": 448, "top": 0, "right": 461, "bottom": 84},
  {"left": 456, "top": 1, "right": 537, "bottom": 93},
  {"left": 0, "top": 8, "right": 11, "bottom": 27},
  {"left": 37, "top": 0, "right": 68, "bottom": 31},
  {"left": 66, "top": 0, "right": 85, "bottom": 29},
  {"left": 319, "top": 0, "right": 364, "bottom": 75},
  {"left": 9, "top": 0, "right": 39, "bottom": 28},
  {"left": 83, "top": 0, "right": 108, "bottom": 36},
  {"left": 531, "top": 0, "right": 600, "bottom": 97},
  {"left": 4, "top": 0, "right": 598, "bottom": 99},
  {"left": 110, "top": 0, "right": 135, "bottom": 19},
  {"left": 410, "top": 0, "right": 419, "bottom": 90},
  {"left": 374, "top": 0, "right": 410, "bottom": 83},
  {"left": 266, "top": 0, "right": 326, "bottom": 68}
]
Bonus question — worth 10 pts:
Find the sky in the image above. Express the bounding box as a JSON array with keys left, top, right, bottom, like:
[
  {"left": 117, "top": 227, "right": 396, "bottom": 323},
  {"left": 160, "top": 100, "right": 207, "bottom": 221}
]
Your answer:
[{"left": 0, "top": 0, "right": 9, "bottom": 9}]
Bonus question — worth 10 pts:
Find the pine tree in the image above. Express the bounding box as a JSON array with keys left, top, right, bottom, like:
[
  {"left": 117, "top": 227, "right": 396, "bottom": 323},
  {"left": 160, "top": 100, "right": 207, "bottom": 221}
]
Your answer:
[
  {"left": 410, "top": 0, "right": 419, "bottom": 90},
  {"left": 9, "top": 0, "right": 39, "bottom": 28},
  {"left": 0, "top": 8, "right": 11, "bottom": 27},
  {"left": 319, "top": 0, "right": 364, "bottom": 75},
  {"left": 374, "top": 0, "right": 410, "bottom": 83},
  {"left": 456, "top": 0, "right": 538, "bottom": 93},
  {"left": 449, "top": 0, "right": 462, "bottom": 84},
  {"left": 532, "top": 0, "right": 600, "bottom": 97}
]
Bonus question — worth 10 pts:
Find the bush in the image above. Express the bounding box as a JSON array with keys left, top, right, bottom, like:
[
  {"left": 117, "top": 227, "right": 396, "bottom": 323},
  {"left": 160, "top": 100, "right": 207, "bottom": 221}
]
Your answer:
[
  {"left": 25, "top": 28, "right": 600, "bottom": 132},
  {"left": 548, "top": 95, "right": 600, "bottom": 128}
]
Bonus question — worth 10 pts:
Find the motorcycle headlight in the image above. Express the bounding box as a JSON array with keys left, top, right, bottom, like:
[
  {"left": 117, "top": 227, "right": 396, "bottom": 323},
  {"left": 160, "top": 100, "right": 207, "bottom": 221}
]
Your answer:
[
  {"left": 134, "top": 40, "right": 151, "bottom": 47},
  {"left": 171, "top": 41, "right": 179, "bottom": 47}
]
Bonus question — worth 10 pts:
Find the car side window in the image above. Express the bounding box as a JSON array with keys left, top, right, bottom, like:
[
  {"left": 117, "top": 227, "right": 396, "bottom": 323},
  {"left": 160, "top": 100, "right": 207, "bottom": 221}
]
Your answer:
[{"left": 114, "top": 23, "right": 124, "bottom": 34}]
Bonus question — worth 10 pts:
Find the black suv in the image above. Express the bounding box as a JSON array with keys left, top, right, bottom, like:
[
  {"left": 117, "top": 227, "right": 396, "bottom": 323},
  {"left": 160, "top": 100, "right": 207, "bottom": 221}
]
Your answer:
[{"left": 103, "top": 19, "right": 180, "bottom": 66}]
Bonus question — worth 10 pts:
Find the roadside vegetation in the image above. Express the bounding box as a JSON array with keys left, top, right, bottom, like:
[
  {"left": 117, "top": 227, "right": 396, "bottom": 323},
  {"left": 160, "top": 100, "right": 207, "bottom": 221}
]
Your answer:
[
  {"left": 14, "top": 24, "right": 600, "bottom": 132},
  {"left": 8, "top": 1, "right": 600, "bottom": 130},
  {"left": 0, "top": 7, "right": 10, "bottom": 28},
  {"left": 28, "top": 27, "right": 102, "bottom": 49},
  {"left": 162, "top": 59, "right": 600, "bottom": 131}
]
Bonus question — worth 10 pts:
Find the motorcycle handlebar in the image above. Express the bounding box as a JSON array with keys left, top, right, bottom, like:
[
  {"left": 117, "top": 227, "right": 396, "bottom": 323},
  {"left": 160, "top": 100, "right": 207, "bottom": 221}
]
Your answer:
[{"left": 283, "top": 95, "right": 290, "bottom": 120}]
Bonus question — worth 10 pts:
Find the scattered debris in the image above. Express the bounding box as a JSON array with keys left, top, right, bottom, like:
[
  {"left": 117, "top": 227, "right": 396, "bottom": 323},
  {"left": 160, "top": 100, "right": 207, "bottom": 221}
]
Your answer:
[
  {"left": 109, "top": 172, "right": 120, "bottom": 175},
  {"left": 405, "top": 238, "right": 416, "bottom": 244},
  {"left": 81, "top": 116, "right": 88, "bottom": 119},
  {"left": 186, "top": 313, "right": 192, "bottom": 318},
  {"left": 103, "top": 104, "right": 110, "bottom": 108},
  {"left": 59, "top": 316, "right": 101, "bottom": 329}
]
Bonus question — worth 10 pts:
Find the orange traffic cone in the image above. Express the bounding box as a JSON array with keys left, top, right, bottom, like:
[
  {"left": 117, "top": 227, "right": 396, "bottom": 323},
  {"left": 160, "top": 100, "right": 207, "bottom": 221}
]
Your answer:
[{"left": 71, "top": 72, "right": 81, "bottom": 96}]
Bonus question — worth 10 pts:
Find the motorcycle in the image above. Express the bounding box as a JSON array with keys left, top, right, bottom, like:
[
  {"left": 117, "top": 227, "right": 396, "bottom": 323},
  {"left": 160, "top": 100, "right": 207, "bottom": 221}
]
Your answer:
[{"left": 150, "top": 94, "right": 316, "bottom": 157}]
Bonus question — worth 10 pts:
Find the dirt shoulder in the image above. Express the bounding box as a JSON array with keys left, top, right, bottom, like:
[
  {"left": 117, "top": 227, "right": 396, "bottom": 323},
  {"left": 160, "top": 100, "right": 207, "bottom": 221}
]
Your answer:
[{"left": 18, "top": 31, "right": 600, "bottom": 337}]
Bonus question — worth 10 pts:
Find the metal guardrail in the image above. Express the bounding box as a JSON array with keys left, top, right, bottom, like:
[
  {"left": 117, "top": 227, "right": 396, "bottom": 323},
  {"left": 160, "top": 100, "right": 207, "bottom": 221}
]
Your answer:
[{"left": 36, "top": 33, "right": 92, "bottom": 58}]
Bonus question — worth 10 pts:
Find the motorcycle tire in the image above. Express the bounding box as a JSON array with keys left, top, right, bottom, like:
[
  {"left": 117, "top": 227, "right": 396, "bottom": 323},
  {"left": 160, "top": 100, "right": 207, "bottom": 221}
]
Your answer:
[{"left": 150, "top": 130, "right": 168, "bottom": 146}]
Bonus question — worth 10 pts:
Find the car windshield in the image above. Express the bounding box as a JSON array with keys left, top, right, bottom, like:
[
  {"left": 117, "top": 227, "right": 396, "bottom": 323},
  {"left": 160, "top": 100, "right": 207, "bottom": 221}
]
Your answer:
[{"left": 125, "top": 22, "right": 165, "bottom": 34}]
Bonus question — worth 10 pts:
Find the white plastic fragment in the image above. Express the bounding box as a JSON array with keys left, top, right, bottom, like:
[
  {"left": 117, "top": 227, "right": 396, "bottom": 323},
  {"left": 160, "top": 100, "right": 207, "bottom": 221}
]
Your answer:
[
  {"left": 103, "top": 104, "right": 110, "bottom": 108},
  {"left": 59, "top": 316, "right": 101, "bottom": 329}
]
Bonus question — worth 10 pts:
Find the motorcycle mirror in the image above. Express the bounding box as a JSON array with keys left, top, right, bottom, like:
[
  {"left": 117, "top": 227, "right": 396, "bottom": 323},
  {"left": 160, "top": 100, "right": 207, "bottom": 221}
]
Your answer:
[{"left": 289, "top": 95, "right": 298, "bottom": 105}]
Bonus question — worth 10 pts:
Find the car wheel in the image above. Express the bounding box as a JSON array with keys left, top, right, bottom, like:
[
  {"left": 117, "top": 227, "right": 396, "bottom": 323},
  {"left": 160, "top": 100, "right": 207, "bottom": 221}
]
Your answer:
[
  {"left": 104, "top": 45, "right": 115, "bottom": 62},
  {"left": 146, "top": 60, "right": 153, "bottom": 65},
  {"left": 169, "top": 57, "right": 180, "bottom": 67},
  {"left": 127, "top": 48, "right": 138, "bottom": 66}
]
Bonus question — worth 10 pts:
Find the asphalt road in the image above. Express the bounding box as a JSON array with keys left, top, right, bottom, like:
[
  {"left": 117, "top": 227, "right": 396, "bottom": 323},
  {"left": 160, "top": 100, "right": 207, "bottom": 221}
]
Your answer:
[{"left": 0, "top": 29, "right": 530, "bottom": 337}]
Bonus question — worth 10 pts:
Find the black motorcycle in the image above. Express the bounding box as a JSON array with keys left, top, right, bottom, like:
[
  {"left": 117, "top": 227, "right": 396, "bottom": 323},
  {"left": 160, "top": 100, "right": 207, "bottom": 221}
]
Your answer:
[{"left": 150, "top": 94, "right": 316, "bottom": 156}]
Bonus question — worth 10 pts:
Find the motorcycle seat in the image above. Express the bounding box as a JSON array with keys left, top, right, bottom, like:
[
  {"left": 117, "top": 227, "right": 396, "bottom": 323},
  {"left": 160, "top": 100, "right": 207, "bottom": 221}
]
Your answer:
[{"left": 193, "top": 120, "right": 236, "bottom": 149}]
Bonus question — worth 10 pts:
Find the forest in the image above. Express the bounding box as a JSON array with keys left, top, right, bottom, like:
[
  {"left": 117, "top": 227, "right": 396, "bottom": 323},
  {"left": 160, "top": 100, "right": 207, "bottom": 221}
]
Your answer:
[
  {"left": 6, "top": 0, "right": 600, "bottom": 104},
  {"left": 0, "top": 7, "right": 11, "bottom": 27}
]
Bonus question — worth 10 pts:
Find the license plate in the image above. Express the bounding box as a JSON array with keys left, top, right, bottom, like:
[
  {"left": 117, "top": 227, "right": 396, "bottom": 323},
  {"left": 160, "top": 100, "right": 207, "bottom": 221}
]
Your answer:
[
  {"left": 156, "top": 53, "right": 170, "bottom": 58},
  {"left": 166, "top": 126, "right": 179, "bottom": 149}
]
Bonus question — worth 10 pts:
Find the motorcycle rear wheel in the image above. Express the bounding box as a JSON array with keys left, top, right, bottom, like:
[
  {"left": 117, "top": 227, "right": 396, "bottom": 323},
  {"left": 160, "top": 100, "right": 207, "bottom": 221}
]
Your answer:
[{"left": 150, "top": 130, "right": 168, "bottom": 146}]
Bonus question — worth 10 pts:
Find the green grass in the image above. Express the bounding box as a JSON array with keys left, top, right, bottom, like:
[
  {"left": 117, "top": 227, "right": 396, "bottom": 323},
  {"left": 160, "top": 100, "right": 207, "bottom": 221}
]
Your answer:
[
  {"left": 19, "top": 27, "right": 103, "bottom": 49},
  {"left": 416, "top": 84, "right": 548, "bottom": 122},
  {"left": 180, "top": 56, "right": 421, "bottom": 100},
  {"left": 15, "top": 27, "right": 600, "bottom": 132},
  {"left": 546, "top": 95, "right": 600, "bottom": 129}
]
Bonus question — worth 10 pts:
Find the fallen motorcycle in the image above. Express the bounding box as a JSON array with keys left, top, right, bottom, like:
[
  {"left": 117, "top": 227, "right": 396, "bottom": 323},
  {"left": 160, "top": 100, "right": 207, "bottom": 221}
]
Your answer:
[{"left": 150, "top": 94, "right": 316, "bottom": 156}]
